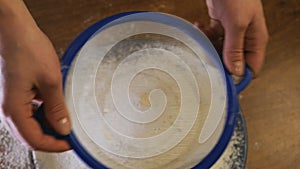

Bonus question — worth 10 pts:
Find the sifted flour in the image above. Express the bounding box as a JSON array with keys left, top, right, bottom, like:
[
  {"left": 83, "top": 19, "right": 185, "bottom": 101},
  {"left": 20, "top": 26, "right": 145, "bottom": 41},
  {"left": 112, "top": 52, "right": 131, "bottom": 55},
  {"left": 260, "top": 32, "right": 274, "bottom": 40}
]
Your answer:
[{"left": 0, "top": 119, "right": 35, "bottom": 169}]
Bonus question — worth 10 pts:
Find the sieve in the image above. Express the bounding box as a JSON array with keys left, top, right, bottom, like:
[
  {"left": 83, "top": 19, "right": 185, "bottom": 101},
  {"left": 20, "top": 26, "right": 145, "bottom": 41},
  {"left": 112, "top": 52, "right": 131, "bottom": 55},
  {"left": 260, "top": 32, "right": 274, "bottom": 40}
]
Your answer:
[{"left": 35, "top": 12, "right": 252, "bottom": 169}]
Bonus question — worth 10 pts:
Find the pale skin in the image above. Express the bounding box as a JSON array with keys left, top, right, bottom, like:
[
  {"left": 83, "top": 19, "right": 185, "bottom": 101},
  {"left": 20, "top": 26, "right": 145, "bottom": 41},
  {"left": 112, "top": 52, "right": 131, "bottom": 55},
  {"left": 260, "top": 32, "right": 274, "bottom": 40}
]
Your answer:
[
  {"left": 0, "top": 0, "right": 268, "bottom": 152},
  {"left": 0, "top": 0, "right": 71, "bottom": 152},
  {"left": 198, "top": 0, "right": 269, "bottom": 76}
]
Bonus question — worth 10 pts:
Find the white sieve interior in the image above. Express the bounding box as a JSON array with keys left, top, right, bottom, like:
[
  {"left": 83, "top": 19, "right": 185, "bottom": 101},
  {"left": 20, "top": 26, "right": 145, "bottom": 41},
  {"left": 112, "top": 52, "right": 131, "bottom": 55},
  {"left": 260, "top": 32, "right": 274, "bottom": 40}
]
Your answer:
[{"left": 64, "top": 21, "right": 227, "bottom": 169}]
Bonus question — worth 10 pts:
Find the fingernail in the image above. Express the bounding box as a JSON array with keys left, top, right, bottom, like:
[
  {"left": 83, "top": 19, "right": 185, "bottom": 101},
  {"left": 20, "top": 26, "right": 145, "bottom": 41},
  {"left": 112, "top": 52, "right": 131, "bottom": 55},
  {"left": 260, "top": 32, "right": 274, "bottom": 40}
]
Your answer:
[
  {"left": 58, "top": 117, "right": 71, "bottom": 135},
  {"left": 233, "top": 61, "right": 244, "bottom": 75}
]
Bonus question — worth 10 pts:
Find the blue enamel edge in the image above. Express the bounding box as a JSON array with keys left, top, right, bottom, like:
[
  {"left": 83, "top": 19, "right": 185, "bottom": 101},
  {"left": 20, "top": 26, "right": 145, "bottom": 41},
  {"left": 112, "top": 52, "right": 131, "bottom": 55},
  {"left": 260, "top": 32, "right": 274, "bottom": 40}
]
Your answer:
[
  {"left": 235, "top": 67, "right": 253, "bottom": 94},
  {"left": 192, "top": 71, "right": 239, "bottom": 169}
]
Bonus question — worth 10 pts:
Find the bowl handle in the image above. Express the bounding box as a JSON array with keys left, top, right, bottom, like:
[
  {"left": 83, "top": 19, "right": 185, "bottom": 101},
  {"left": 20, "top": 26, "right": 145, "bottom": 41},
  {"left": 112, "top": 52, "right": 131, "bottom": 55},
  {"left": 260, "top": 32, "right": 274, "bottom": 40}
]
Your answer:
[{"left": 233, "top": 67, "right": 253, "bottom": 94}]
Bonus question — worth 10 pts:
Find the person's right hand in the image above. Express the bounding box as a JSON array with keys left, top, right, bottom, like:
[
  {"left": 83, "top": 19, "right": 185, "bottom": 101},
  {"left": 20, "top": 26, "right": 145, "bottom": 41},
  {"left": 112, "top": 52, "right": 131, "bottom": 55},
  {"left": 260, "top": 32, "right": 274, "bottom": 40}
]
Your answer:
[
  {"left": 0, "top": 0, "right": 71, "bottom": 152},
  {"left": 197, "top": 0, "right": 269, "bottom": 77}
]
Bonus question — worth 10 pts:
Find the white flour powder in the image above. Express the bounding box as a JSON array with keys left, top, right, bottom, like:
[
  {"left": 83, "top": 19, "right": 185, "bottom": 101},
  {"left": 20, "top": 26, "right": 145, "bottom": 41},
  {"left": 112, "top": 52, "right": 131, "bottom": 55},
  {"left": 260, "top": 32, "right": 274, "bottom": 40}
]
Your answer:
[{"left": 0, "top": 119, "right": 34, "bottom": 169}]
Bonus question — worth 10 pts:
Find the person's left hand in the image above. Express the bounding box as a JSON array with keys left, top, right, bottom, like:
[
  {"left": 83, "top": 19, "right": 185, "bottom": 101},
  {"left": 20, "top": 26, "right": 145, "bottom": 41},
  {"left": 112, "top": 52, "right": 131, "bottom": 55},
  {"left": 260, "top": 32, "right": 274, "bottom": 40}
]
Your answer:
[{"left": 0, "top": 1, "right": 71, "bottom": 152}]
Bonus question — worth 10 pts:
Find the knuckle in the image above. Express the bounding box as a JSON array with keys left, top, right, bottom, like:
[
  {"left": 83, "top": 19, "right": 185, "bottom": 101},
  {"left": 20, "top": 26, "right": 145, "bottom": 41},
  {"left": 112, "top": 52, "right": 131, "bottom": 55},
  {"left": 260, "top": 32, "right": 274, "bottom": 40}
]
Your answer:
[
  {"left": 231, "top": 20, "right": 248, "bottom": 32},
  {"left": 224, "top": 49, "right": 244, "bottom": 61},
  {"left": 41, "top": 72, "right": 62, "bottom": 89},
  {"left": 45, "top": 102, "right": 66, "bottom": 119},
  {"left": 236, "top": 23, "right": 248, "bottom": 32}
]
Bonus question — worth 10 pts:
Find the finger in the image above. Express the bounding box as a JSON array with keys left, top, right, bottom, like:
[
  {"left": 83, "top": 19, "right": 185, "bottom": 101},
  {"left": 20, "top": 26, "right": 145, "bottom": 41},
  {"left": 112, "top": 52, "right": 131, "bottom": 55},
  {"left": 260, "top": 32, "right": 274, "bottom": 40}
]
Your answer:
[
  {"left": 223, "top": 22, "right": 247, "bottom": 76},
  {"left": 244, "top": 16, "right": 269, "bottom": 77},
  {"left": 38, "top": 73, "right": 71, "bottom": 136},
  {"left": 205, "top": 19, "right": 225, "bottom": 54},
  {"left": 7, "top": 110, "right": 70, "bottom": 152},
  {"left": 2, "top": 95, "right": 70, "bottom": 152}
]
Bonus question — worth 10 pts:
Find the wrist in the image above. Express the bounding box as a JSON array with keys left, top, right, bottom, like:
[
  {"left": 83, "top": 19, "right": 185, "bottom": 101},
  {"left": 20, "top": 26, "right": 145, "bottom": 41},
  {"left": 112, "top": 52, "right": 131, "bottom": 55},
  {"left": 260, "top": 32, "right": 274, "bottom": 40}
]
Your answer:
[
  {"left": 0, "top": 0, "right": 23, "bottom": 17},
  {"left": 0, "top": 0, "right": 39, "bottom": 35},
  {"left": 0, "top": 0, "right": 37, "bottom": 27}
]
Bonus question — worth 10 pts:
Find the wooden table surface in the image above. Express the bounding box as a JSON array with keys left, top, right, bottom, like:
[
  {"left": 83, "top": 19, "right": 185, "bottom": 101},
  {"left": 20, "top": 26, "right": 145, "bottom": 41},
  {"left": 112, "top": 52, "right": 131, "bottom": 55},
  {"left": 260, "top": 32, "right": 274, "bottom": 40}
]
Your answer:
[{"left": 24, "top": 0, "right": 299, "bottom": 168}]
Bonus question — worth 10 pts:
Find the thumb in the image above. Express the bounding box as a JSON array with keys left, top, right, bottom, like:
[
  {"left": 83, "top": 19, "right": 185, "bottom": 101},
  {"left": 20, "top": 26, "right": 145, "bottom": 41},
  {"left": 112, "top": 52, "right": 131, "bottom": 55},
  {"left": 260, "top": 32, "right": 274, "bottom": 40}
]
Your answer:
[
  {"left": 38, "top": 75, "right": 71, "bottom": 135},
  {"left": 223, "top": 24, "right": 247, "bottom": 76}
]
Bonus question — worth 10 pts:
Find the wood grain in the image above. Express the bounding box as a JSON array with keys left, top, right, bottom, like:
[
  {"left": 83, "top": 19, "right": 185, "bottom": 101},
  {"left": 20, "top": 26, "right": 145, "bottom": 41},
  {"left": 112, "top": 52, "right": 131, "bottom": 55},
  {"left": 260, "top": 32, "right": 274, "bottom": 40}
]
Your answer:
[
  {"left": 239, "top": 16, "right": 300, "bottom": 169},
  {"left": 23, "top": 0, "right": 300, "bottom": 168}
]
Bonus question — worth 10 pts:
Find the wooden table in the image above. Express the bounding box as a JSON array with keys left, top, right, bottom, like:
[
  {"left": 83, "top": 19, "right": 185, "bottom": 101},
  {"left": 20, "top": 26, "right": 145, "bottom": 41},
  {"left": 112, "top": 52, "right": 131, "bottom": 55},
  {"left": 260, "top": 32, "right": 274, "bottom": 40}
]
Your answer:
[{"left": 4, "top": 0, "right": 300, "bottom": 168}]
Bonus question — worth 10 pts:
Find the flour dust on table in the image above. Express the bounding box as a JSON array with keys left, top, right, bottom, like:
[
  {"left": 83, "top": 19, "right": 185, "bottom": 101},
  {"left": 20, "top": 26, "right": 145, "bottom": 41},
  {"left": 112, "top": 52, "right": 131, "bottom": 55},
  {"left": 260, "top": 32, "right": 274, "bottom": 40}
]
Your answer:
[{"left": 0, "top": 119, "right": 35, "bottom": 169}]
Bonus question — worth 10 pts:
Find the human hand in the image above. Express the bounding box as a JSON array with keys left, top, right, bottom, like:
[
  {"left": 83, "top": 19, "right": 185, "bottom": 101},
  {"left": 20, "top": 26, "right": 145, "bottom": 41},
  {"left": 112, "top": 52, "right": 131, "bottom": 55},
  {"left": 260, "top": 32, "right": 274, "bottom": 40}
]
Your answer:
[
  {"left": 197, "top": 0, "right": 269, "bottom": 77},
  {"left": 0, "top": 1, "right": 71, "bottom": 152}
]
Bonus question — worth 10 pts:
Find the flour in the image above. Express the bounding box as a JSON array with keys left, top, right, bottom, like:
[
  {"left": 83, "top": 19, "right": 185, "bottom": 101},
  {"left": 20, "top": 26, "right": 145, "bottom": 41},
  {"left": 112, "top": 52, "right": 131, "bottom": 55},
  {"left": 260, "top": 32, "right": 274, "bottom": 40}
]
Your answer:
[
  {"left": 0, "top": 119, "right": 35, "bottom": 169},
  {"left": 211, "top": 112, "right": 247, "bottom": 169},
  {"left": 34, "top": 150, "right": 87, "bottom": 169}
]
